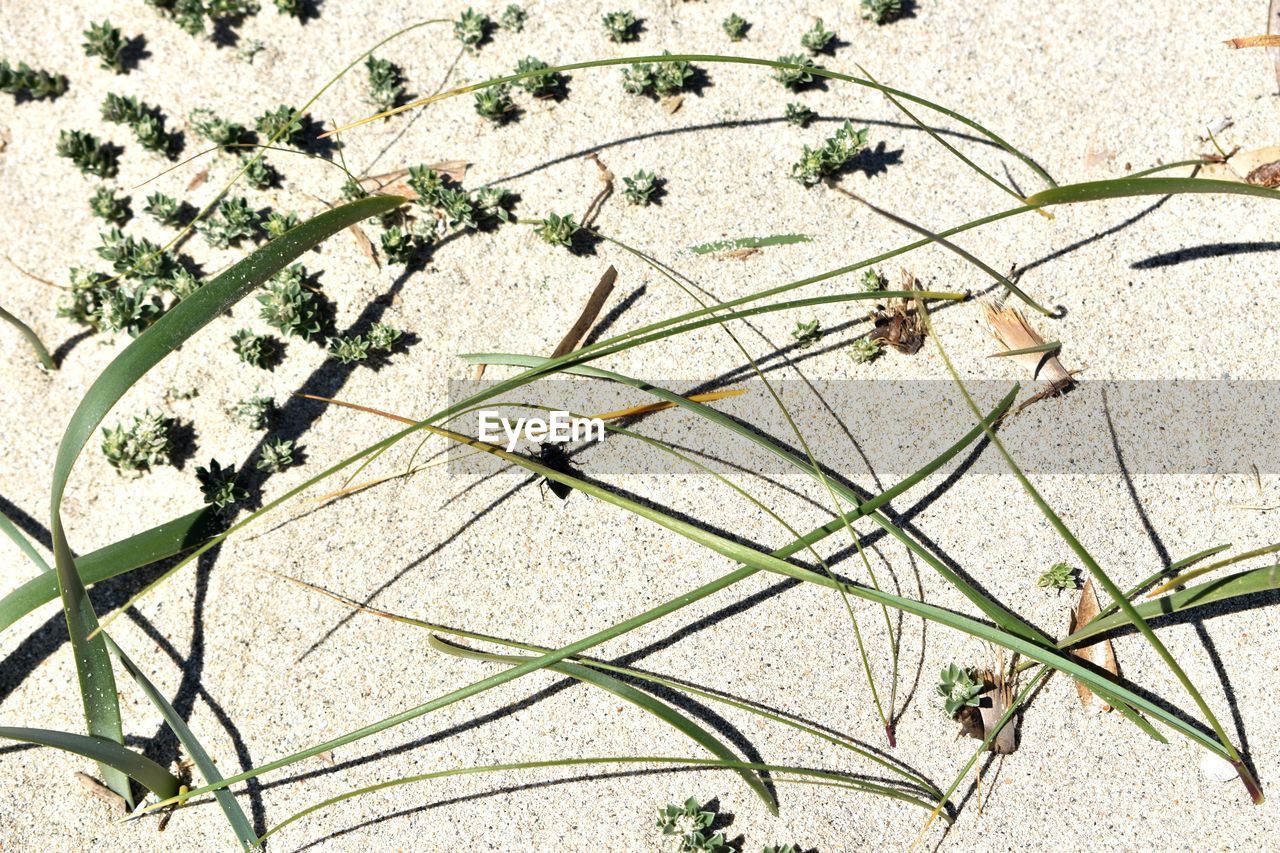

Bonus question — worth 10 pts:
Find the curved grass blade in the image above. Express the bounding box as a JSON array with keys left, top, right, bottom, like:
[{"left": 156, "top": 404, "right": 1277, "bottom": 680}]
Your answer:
[
  {"left": 0, "top": 507, "right": 219, "bottom": 635},
  {"left": 0, "top": 303, "right": 56, "bottom": 370},
  {"left": 0, "top": 726, "right": 179, "bottom": 799},
  {"left": 46, "top": 195, "right": 404, "bottom": 805},
  {"left": 1025, "top": 176, "right": 1280, "bottom": 206},
  {"left": 102, "top": 634, "right": 256, "bottom": 849},
  {"left": 1147, "top": 542, "right": 1280, "bottom": 598},
  {"left": 253, "top": 755, "right": 942, "bottom": 845},
  {"left": 1, "top": 511, "right": 51, "bottom": 573},
  {"left": 285, "top": 578, "right": 940, "bottom": 798},
  {"left": 139, "top": 392, "right": 1009, "bottom": 810},
  {"left": 429, "top": 635, "right": 778, "bottom": 814},
  {"left": 1063, "top": 564, "right": 1280, "bottom": 647}
]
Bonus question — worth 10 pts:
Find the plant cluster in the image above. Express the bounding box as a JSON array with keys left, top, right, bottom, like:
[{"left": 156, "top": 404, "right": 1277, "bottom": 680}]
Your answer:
[
  {"left": 535, "top": 212, "right": 578, "bottom": 247},
  {"left": 499, "top": 4, "right": 526, "bottom": 32},
  {"left": 405, "top": 165, "right": 516, "bottom": 241},
  {"left": 230, "top": 328, "right": 280, "bottom": 368},
  {"left": 100, "top": 410, "right": 174, "bottom": 476},
  {"left": 602, "top": 11, "right": 639, "bottom": 43},
  {"left": 622, "top": 53, "right": 696, "bottom": 98},
  {"left": 0, "top": 60, "right": 68, "bottom": 100},
  {"left": 255, "top": 437, "right": 296, "bottom": 473},
  {"left": 848, "top": 336, "right": 882, "bottom": 364},
  {"left": 198, "top": 196, "right": 260, "bottom": 248},
  {"left": 791, "top": 121, "right": 869, "bottom": 186},
  {"left": 102, "top": 93, "right": 180, "bottom": 158},
  {"left": 938, "top": 664, "right": 983, "bottom": 717},
  {"left": 623, "top": 170, "right": 662, "bottom": 206},
  {"left": 722, "top": 13, "right": 748, "bottom": 41},
  {"left": 196, "top": 458, "right": 246, "bottom": 509},
  {"left": 773, "top": 54, "right": 817, "bottom": 90},
  {"left": 258, "top": 264, "right": 322, "bottom": 340},
  {"left": 89, "top": 186, "right": 131, "bottom": 225},
  {"left": 59, "top": 229, "right": 194, "bottom": 337},
  {"left": 146, "top": 0, "right": 261, "bottom": 36},
  {"left": 255, "top": 104, "right": 307, "bottom": 147},
  {"left": 189, "top": 108, "right": 250, "bottom": 148},
  {"left": 365, "top": 55, "right": 406, "bottom": 111},
  {"left": 454, "top": 8, "right": 491, "bottom": 49},
  {"left": 1038, "top": 562, "right": 1081, "bottom": 591},
  {"left": 800, "top": 18, "right": 837, "bottom": 55},
  {"left": 83, "top": 20, "right": 128, "bottom": 74},
  {"left": 233, "top": 394, "right": 274, "bottom": 429},
  {"left": 861, "top": 0, "right": 904, "bottom": 25},
  {"left": 327, "top": 322, "right": 403, "bottom": 364},
  {"left": 791, "top": 318, "right": 821, "bottom": 348},
  {"left": 784, "top": 102, "right": 816, "bottom": 128},
  {"left": 513, "top": 56, "right": 567, "bottom": 99},
  {"left": 473, "top": 84, "right": 516, "bottom": 124},
  {"left": 656, "top": 798, "right": 727, "bottom": 852},
  {"left": 56, "top": 130, "right": 118, "bottom": 178}
]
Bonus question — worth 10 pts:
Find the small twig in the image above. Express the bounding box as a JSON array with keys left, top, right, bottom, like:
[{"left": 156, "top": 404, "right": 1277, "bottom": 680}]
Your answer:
[
  {"left": 551, "top": 265, "right": 618, "bottom": 357},
  {"left": 76, "top": 772, "right": 127, "bottom": 812},
  {"left": 580, "top": 152, "right": 615, "bottom": 229},
  {"left": 6, "top": 255, "right": 64, "bottom": 289}
]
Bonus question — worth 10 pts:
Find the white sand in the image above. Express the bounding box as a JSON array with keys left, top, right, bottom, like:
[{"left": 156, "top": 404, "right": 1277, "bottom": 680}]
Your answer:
[{"left": 1, "top": 0, "right": 1278, "bottom": 850}]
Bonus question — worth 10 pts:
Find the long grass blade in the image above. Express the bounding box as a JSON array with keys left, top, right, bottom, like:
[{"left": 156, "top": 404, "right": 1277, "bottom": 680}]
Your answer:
[
  {"left": 0, "top": 511, "right": 51, "bottom": 573},
  {"left": 0, "top": 303, "right": 56, "bottom": 370},
  {"left": 0, "top": 726, "right": 179, "bottom": 799},
  {"left": 1147, "top": 542, "right": 1280, "bottom": 598},
  {"left": 102, "top": 635, "right": 256, "bottom": 849},
  {"left": 429, "top": 635, "right": 778, "bottom": 814}
]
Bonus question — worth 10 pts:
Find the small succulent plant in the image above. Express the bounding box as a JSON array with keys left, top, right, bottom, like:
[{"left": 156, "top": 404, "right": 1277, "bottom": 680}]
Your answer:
[
  {"left": 622, "top": 63, "right": 654, "bottom": 96},
  {"left": 275, "top": 0, "right": 305, "bottom": 20},
  {"left": 656, "top": 798, "right": 726, "bottom": 852},
  {"left": 328, "top": 334, "right": 371, "bottom": 364},
  {"left": 101, "top": 410, "right": 174, "bottom": 476},
  {"left": 230, "top": 328, "right": 279, "bottom": 368},
  {"left": 366, "top": 321, "right": 403, "bottom": 352},
  {"left": 602, "top": 10, "right": 639, "bottom": 43},
  {"left": 623, "top": 170, "right": 662, "bottom": 206},
  {"left": 938, "top": 664, "right": 984, "bottom": 717},
  {"left": 241, "top": 156, "right": 279, "bottom": 190},
  {"left": 57, "top": 130, "right": 118, "bottom": 178},
  {"left": 474, "top": 84, "right": 516, "bottom": 124},
  {"left": 167, "top": 266, "right": 201, "bottom": 300},
  {"left": 263, "top": 210, "right": 299, "bottom": 238},
  {"left": 233, "top": 395, "right": 274, "bottom": 429},
  {"left": 144, "top": 192, "right": 184, "bottom": 226},
  {"left": 1038, "top": 561, "right": 1081, "bottom": 591},
  {"left": 196, "top": 458, "right": 246, "bottom": 509},
  {"left": 380, "top": 225, "right": 418, "bottom": 265},
  {"left": 454, "top": 8, "right": 491, "bottom": 49},
  {"left": 89, "top": 186, "right": 131, "bottom": 225},
  {"left": 862, "top": 268, "right": 887, "bottom": 291},
  {"left": 255, "top": 104, "right": 307, "bottom": 147},
  {"left": 188, "top": 108, "right": 250, "bottom": 148},
  {"left": 365, "top": 55, "right": 406, "bottom": 111},
  {"left": 722, "top": 13, "right": 748, "bottom": 41},
  {"left": 499, "top": 4, "right": 526, "bottom": 31},
  {"left": 257, "top": 265, "right": 322, "bottom": 340},
  {"left": 0, "top": 60, "right": 68, "bottom": 100},
  {"left": 791, "top": 121, "right": 869, "bottom": 186},
  {"left": 785, "top": 102, "right": 816, "bottom": 128},
  {"left": 762, "top": 846, "right": 801, "bottom": 853},
  {"left": 849, "top": 337, "right": 882, "bottom": 364},
  {"left": 83, "top": 20, "right": 128, "bottom": 74},
  {"left": 255, "top": 437, "right": 296, "bottom": 473},
  {"left": 513, "top": 56, "right": 566, "bottom": 99},
  {"left": 535, "top": 212, "right": 578, "bottom": 247},
  {"left": 791, "top": 318, "right": 821, "bottom": 349},
  {"left": 773, "top": 54, "right": 817, "bottom": 91},
  {"left": 473, "top": 186, "right": 516, "bottom": 225},
  {"left": 623, "top": 53, "right": 696, "bottom": 98},
  {"left": 199, "top": 196, "right": 260, "bottom": 248},
  {"left": 861, "top": 0, "right": 904, "bottom": 25},
  {"left": 800, "top": 18, "right": 837, "bottom": 55},
  {"left": 102, "top": 93, "right": 178, "bottom": 158}
]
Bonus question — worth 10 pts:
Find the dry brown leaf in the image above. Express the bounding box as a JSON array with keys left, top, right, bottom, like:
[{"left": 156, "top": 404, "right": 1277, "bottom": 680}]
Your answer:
[
  {"left": 1199, "top": 145, "right": 1280, "bottom": 182},
  {"left": 868, "top": 269, "right": 926, "bottom": 354},
  {"left": 977, "top": 670, "right": 1018, "bottom": 754},
  {"left": 186, "top": 168, "right": 209, "bottom": 191},
  {"left": 347, "top": 223, "right": 378, "bottom": 268},
  {"left": 664, "top": 94, "right": 684, "bottom": 114},
  {"left": 984, "top": 303, "right": 1073, "bottom": 389},
  {"left": 719, "top": 247, "right": 761, "bottom": 261},
  {"left": 1246, "top": 159, "right": 1280, "bottom": 187},
  {"left": 1067, "top": 578, "right": 1119, "bottom": 712},
  {"left": 1224, "top": 34, "right": 1280, "bottom": 48},
  {"left": 76, "top": 771, "right": 126, "bottom": 811}
]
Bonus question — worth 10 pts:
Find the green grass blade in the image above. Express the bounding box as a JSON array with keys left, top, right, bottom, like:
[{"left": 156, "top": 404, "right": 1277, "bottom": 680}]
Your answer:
[
  {"left": 253, "top": 755, "right": 941, "bottom": 845},
  {"left": 1064, "top": 564, "right": 1280, "bottom": 647},
  {"left": 45, "top": 195, "right": 403, "bottom": 805},
  {"left": 1, "top": 511, "right": 51, "bottom": 573},
  {"left": 140, "top": 395, "right": 1007, "bottom": 809},
  {"left": 0, "top": 302, "right": 56, "bottom": 370},
  {"left": 0, "top": 726, "right": 179, "bottom": 799},
  {"left": 1026, "top": 176, "right": 1280, "bottom": 206},
  {"left": 429, "top": 635, "right": 779, "bottom": 814},
  {"left": 1147, "top": 542, "right": 1280, "bottom": 598},
  {"left": 102, "top": 634, "right": 256, "bottom": 849},
  {"left": 0, "top": 507, "right": 219, "bottom": 635}
]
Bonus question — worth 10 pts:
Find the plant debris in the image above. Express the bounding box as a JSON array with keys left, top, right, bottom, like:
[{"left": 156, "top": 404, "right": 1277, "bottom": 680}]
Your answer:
[
  {"left": 1067, "top": 579, "right": 1120, "bottom": 712},
  {"left": 868, "top": 270, "right": 926, "bottom": 354}
]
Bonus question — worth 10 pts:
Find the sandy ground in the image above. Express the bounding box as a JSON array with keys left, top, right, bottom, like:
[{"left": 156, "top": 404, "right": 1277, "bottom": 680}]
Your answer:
[{"left": 1, "top": 1, "right": 1279, "bottom": 850}]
